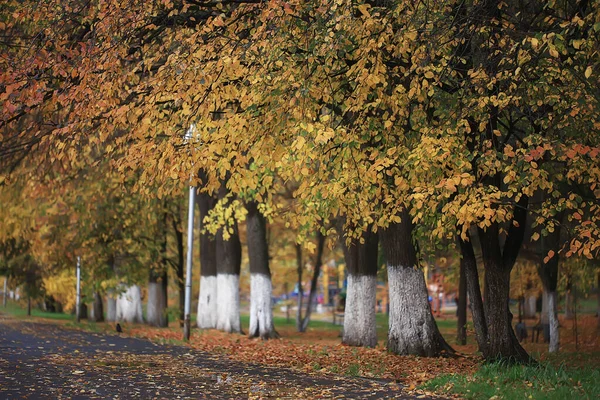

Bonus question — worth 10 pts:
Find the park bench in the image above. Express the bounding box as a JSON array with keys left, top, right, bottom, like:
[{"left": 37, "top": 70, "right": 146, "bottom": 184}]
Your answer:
[
  {"left": 333, "top": 312, "right": 345, "bottom": 326},
  {"left": 529, "top": 322, "right": 549, "bottom": 343}
]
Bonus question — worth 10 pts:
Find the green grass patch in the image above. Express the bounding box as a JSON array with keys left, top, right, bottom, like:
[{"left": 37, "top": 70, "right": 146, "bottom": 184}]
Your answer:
[
  {"left": 1, "top": 302, "right": 73, "bottom": 321},
  {"left": 421, "top": 361, "right": 600, "bottom": 399}
]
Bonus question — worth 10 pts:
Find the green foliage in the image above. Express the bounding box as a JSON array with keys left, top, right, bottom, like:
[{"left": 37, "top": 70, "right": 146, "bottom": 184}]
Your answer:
[{"left": 421, "top": 362, "right": 600, "bottom": 400}]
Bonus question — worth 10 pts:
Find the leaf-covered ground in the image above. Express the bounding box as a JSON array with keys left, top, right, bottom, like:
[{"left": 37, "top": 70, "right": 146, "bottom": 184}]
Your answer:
[
  {"left": 3, "top": 309, "right": 597, "bottom": 399},
  {"left": 0, "top": 314, "right": 430, "bottom": 399}
]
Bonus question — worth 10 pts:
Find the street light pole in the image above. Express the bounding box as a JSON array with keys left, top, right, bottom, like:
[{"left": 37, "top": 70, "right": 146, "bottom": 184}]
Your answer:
[
  {"left": 76, "top": 256, "right": 81, "bottom": 323},
  {"left": 183, "top": 185, "right": 196, "bottom": 341},
  {"left": 183, "top": 124, "right": 196, "bottom": 341}
]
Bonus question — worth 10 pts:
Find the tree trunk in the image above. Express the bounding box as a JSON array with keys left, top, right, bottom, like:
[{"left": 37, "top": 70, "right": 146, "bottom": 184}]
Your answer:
[
  {"left": 300, "top": 232, "right": 326, "bottom": 332},
  {"left": 106, "top": 295, "right": 117, "bottom": 322},
  {"left": 382, "top": 214, "right": 453, "bottom": 356},
  {"left": 27, "top": 295, "right": 31, "bottom": 316},
  {"left": 197, "top": 193, "right": 218, "bottom": 329},
  {"left": 147, "top": 271, "right": 168, "bottom": 327},
  {"left": 148, "top": 211, "right": 169, "bottom": 328},
  {"left": 459, "top": 234, "right": 489, "bottom": 355},
  {"left": 295, "top": 243, "right": 304, "bottom": 331},
  {"left": 116, "top": 284, "right": 144, "bottom": 323},
  {"left": 548, "top": 290, "right": 559, "bottom": 353},
  {"left": 215, "top": 214, "right": 242, "bottom": 333},
  {"left": 246, "top": 201, "right": 278, "bottom": 339},
  {"left": 341, "top": 226, "right": 378, "bottom": 348},
  {"left": 172, "top": 216, "right": 185, "bottom": 327},
  {"left": 541, "top": 289, "right": 549, "bottom": 324},
  {"left": 483, "top": 262, "right": 528, "bottom": 361},
  {"left": 90, "top": 292, "right": 104, "bottom": 323},
  {"left": 524, "top": 295, "right": 537, "bottom": 319},
  {"left": 457, "top": 255, "right": 468, "bottom": 345},
  {"left": 537, "top": 209, "right": 564, "bottom": 351},
  {"left": 477, "top": 220, "right": 530, "bottom": 363}
]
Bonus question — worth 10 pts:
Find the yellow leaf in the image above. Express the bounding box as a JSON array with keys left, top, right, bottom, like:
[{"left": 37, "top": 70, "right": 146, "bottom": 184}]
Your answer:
[
  {"left": 531, "top": 37, "right": 539, "bottom": 47},
  {"left": 585, "top": 66, "right": 592, "bottom": 79},
  {"left": 295, "top": 136, "right": 306, "bottom": 150}
]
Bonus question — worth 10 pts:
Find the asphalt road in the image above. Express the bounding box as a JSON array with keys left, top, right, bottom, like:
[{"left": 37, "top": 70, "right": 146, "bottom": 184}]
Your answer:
[{"left": 0, "top": 314, "right": 424, "bottom": 399}]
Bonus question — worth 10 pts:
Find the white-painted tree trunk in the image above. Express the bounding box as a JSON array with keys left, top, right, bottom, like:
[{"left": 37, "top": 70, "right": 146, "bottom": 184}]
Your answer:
[
  {"left": 548, "top": 290, "right": 559, "bottom": 353},
  {"left": 106, "top": 296, "right": 117, "bottom": 322},
  {"left": 387, "top": 265, "right": 445, "bottom": 356},
  {"left": 197, "top": 275, "right": 217, "bottom": 329},
  {"left": 147, "top": 282, "right": 167, "bottom": 327},
  {"left": 216, "top": 274, "right": 240, "bottom": 333},
  {"left": 249, "top": 274, "right": 276, "bottom": 339},
  {"left": 343, "top": 274, "right": 377, "bottom": 347},
  {"left": 524, "top": 295, "right": 537, "bottom": 319},
  {"left": 116, "top": 285, "right": 144, "bottom": 323},
  {"left": 541, "top": 289, "right": 549, "bottom": 324}
]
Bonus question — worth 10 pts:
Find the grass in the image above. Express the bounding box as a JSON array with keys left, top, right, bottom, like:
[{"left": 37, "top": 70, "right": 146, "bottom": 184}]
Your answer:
[
  {"left": 421, "top": 361, "right": 600, "bottom": 399},
  {"left": 1, "top": 302, "right": 73, "bottom": 321}
]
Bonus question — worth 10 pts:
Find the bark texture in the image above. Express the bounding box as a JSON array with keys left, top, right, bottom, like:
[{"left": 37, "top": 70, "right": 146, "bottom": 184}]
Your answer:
[
  {"left": 248, "top": 274, "right": 277, "bottom": 339},
  {"left": 106, "top": 296, "right": 117, "bottom": 322},
  {"left": 382, "top": 215, "right": 454, "bottom": 356},
  {"left": 458, "top": 194, "right": 531, "bottom": 363},
  {"left": 343, "top": 274, "right": 377, "bottom": 347},
  {"left": 197, "top": 276, "right": 217, "bottom": 328},
  {"left": 537, "top": 209, "right": 564, "bottom": 352},
  {"left": 216, "top": 274, "right": 241, "bottom": 333},
  {"left": 548, "top": 291, "right": 559, "bottom": 352},
  {"left": 172, "top": 214, "right": 185, "bottom": 327},
  {"left": 215, "top": 208, "right": 242, "bottom": 333},
  {"left": 341, "top": 227, "right": 378, "bottom": 348},
  {"left": 90, "top": 292, "right": 104, "bottom": 323},
  {"left": 295, "top": 243, "right": 304, "bottom": 331},
  {"left": 146, "top": 277, "right": 168, "bottom": 327},
  {"left": 116, "top": 285, "right": 144, "bottom": 323},
  {"left": 197, "top": 193, "right": 217, "bottom": 329},
  {"left": 246, "top": 201, "right": 278, "bottom": 339},
  {"left": 457, "top": 258, "right": 467, "bottom": 345}
]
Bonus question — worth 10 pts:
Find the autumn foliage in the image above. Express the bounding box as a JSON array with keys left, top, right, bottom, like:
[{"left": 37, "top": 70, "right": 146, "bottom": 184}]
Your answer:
[{"left": 1, "top": 0, "right": 599, "bottom": 364}]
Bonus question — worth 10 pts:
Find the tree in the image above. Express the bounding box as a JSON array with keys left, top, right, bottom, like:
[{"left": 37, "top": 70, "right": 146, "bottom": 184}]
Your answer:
[
  {"left": 295, "top": 231, "right": 326, "bottom": 333},
  {"left": 213, "top": 187, "right": 243, "bottom": 334},
  {"left": 197, "top": 191, "right": 218, "bottom": 329},
  {"left": 381, "top": 210, "right": 454, "bottom": 356},
  {"left": 341, "top": 224, "right": 379, "bottom": 348},
  {"left": 246, "top": 201, "right": 278, "bottom": 339}
]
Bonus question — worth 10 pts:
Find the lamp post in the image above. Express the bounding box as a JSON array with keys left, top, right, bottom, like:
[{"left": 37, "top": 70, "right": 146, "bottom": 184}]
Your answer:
[{"left": 183, "top": 124, "right": 196, "bottom": 341}]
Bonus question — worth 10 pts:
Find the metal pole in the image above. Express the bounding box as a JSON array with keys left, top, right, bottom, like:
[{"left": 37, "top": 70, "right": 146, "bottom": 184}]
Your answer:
[
  {"left": 3, "top": 277, "right": 7, "bottom": 307},
  {"left": 183, "top": 185, "right": 196, "bottom": 341},
  {"left": 76, "top": 256, "right": 81, "bottom": 323}
]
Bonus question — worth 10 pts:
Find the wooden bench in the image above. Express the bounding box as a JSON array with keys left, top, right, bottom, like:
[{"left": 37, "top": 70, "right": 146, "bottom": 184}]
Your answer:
[
  {"left": 529, "top": 323, "right": 549, "bottom": 343},
  {"left": 333, "top": 312, "right": 345, "bottom": 326}
]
